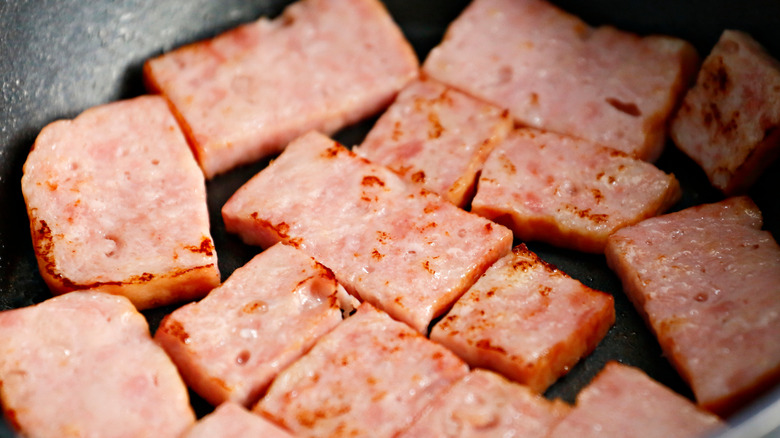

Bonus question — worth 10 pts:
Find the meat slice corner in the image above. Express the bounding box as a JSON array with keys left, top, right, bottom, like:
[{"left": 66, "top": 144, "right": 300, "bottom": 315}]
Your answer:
[
  {"left": 144, "top": 0, "right": 419, "bottom": 178},
  {"left": 430, "top": 244, "right": 615, "bottom": 392},
  {"left": 354, "top": 76, "right": 512, "bottom": 207},
  {"left": 183, "top": 402, "right": 294, "bottom": 438},
  {"left": 670, "top": 30, "right": 780, "bottom": 195},
  {"left": 605, "top": 196, "right": 780, "bottom": 415},
  {"left": 0, "top": 292, "right": 195, "bottom": 438},
  {"left": 471, "top": 128, "right": 681, "bottom": 253},
  {"left": 21, "top": 95, "right": 219, "bottom": 309}
]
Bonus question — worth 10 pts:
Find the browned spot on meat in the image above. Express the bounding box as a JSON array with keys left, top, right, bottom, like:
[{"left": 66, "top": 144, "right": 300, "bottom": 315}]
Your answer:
[
  {"left": 606, "top": 97, "right": 641, "bottom": 117},
  {"left": 428, "top": 112, "right": 444, "bottom": 139},
  {"left": 376, "top": 230, "right": 391, "bottom": 244},
  {"left": 211, "top": 377, "right": 230, "bottom": 391},
  {"left": 161, "top": 317, "right": 190, "bottom": 344},
  {"left": 423, "top": 203, "right": 438, "bottom": 214},
  {"left": 529, "top": 92, "right": 539, "bottom": 105},
  {"left": 591, "top": 188, "right": 604, "bottom": 203},
  {"left": 563, "top": 204, "right": 609, "bottom": 224},
  {"left": 500, "top": 154, "right": 516, "bottom": 173},
  {"left": 485, "top": 222, "right": 493, "bottom": 233},
  {"left": 410, "top": 170, "right": 426, "bottom": 184},
  {"left": 242, "top": 300, "right": 268, "bottom": 314},
  {"left": 475, "top": 339, "right": 506, "bottom": 354},
  {"left": 321, "top": 142, "right": 342, "bottom": 159},
  {"left": 362, "top": 175, "right": 385, "bottom": 187},
  {"left": 608, "top": 149, "right": 630, "bottom": 159},
  {"left": 539, "top": 285, "right": 552, "bottom": 297},
  {"left": 236, "top": 350, "right": 251, "bottom": 365},
  {"left": 296, "top": 403, "right": 352, "bottom": 428},
  {"left": 186, "top": 237, "right": 215, "bottom": 256},
  {"left": 371, "top": 249, "right": 384, "bottom": 260},
  {"left": 131, "top": 272, "right": 155, "bottom": 282},
  {"left": 702, "top": 57, "right": 732, "bottom": 95},
  {"left": 391, "top": 120, "right": 403, "bottom": 141},
  {"left": 485, "top": 288, "right": 496, "bottom": 298},
  {"left": 422, "top": 260, "right": 435, "bottom": 275}
]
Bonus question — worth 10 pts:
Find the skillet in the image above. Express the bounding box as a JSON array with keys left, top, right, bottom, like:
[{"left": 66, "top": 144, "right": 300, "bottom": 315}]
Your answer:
[{"left": 0, "top": 0, "right": 779, "bottom": 436}]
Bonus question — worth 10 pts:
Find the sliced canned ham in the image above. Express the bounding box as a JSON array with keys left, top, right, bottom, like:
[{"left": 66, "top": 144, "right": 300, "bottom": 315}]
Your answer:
[
  {"left": 423, "top": 0, "right": 699, "bottom": 161},
  {"left": 605, "top": 197, "right": 780, "bottom": 415},
  {"left": 183, "top": 402, "right": 294, "bottom": 438},
  {"left": 144, "top": 0, "right": 419, "bottom": 178},
  {"left": 0, "top": 292, "right": 195, "bottom": 438},
  {"left": 222, "top": 131, "right": 513, "bottom": 333},
  {"left": 21, "top": 95, "right": 219, "bottom": 310}
]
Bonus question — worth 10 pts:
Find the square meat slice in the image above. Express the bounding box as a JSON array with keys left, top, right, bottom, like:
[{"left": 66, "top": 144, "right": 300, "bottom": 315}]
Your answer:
[
  {"left": 548, "top": 362, "right": 725, "bottom": 438},
  {"left": 183, "top": 402, "right": 294, "bottom": 438},
  {"left": 21, "top": 95, "right": 219, "bottom": 309},
  {"left": 471, "top": 128, "right": 681, "bottom": 253},
  {"left": 354, "top": 76, "right": 512, "bottom": 207},
  {"left": 397, "top": 369, "right": 570, "bottom": 437},
  {"left": 144, "top": 0, "right": 419, "bottom": 178},
  {"left": 670, "top": 30, "right": 780, "bottom": 195},
  {"left": 0, "top": 292, "right": 195, "bottom": 438},
  {"left": 605, "top": 196, "right": 780, "bottom": 415},
  {"left": 156, "top": 243, "right": 356, "bottom": 407},
  {"left": 222, "top": 131, "right": 513, "bottom": 333},
  {"left": 431, "top": 244, "right": 615, "bottom": 392},
  {"left": 422, "top": 0, "right": 699, "bottom": 161},
  {"left": 254, "top": 303, "right": 470, "bottom": 438}
]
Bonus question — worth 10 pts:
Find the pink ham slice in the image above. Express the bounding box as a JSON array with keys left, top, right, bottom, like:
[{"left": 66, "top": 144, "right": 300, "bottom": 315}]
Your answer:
[
  {"left": 144, "top": 0, "right": 419, "bottom": 178},
  {"left": 430, "top": 244, "right": 615, "bottom": 392},
  {"left": 605, "top": 197, "right": 780, "bottom": 415},
  {"left": 422, "top": 0, "right": 699, "bottom": 161},
  {"left": 0, "top": 292, "right": 195, "bottom": 438},
  {"left": 548, "top": 362, "right": 725, "bottom": 438},
  {"left": 354, "top": 76, "right": 512, "bottom": 207},
  {"left": 156, "top": 243, "right": 356, "bottom": 407},
  {"left": 21, "top": 95, "right": 219, "bottom": 310},
  {"left": 670, "top": 30, "right": 780, "bottom": 195},
  {"left": 183, "top": 402, "right": 294, "bottom": 438},
  {"left": 397, "top": 369, "right": 570, "bottom": 437},
  {"left": 222, "top": 131, "right": 513, "bottom": 333},
  {"left": 255, "top": 303, "right": 469, "bottom": 438},
  {"left": 471, "top": 128, "right": 681, "bottom": 253}
]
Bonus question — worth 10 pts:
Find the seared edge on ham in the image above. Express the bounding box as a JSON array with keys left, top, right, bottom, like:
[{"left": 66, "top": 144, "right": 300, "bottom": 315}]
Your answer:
[{"left": 183, "top": 402, "right": 294, "bottom": 438}]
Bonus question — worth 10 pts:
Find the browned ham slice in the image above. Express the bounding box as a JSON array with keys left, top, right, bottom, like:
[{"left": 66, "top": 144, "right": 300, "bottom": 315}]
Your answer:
[
  {"left": 471, "top": 128, "right": 681, "bottom": 253},
  {"left": 255, "top": 303, "right": 469, "bottom": 438},
  {"left": 144, "top": 0, "right": 418, "bottom": 178},
  {"left": 21, "top": 95, "right": 219, "bottom": 309},
  {"left": 355, "top": 76, "right": 512, "bottom": 207},
  {"left": 431, "top": 244, "right": 615, "bottom": 392},
  {"left": 671, "top": 30, "right": 780, "bottom": 195},
  {"left": 397, "top": 369, "right": 570, "bottom": 437},
  {"left": 423, "top": 0, "right": 699, "bottom": 161},
  {"left": 156, "top": 243, "right": 356, "bottom": 407},
  {"left": 222, "top": 131, "right": 513, "bottom": 333},
  {"left": 0, "top": 292, "right": 195, "bottom": 438},
  {"left": 183, "top": 402, "right": 294, "bottom": 438},
  {"left": 605, "top": 197, "right": 780, "bottom": 415},
  {"left": 548, "top": 362, "right": 725, "bottom": 438}
]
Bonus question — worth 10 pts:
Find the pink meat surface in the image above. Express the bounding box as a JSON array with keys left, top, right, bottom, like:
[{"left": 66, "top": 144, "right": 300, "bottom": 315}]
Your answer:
[
  {"left": 183, "top": 402, "right": 294, "bottom": 438},
  {"left": 671, "top": 30, "right": 780, "bottom": 195},
  {"left": 548, "top": 362, "right": 725, "bottom": 438},
  {"left": 144, "top": 0, "right": 419, "bottom": 178},
  {"left": 397, "top": 369, "right": 570, "bottom": 437},
  {"left": 255, "top": 303, "right": 469, "bottom": 438},
  {"left": 21, "top": 95, "right": 219, "bottom": 310},
  {"left": 422, "top": 0, "right": 699, "bottom": 161},
  {"left": 431, "top": 244, "right": 615, "bottom": 392},
  {"left": 605, "top": 197, "right": 780, "bottom": 415},
  {"left": 471, "top": 128, "right": 681, "bottom": 253},
  {"left": 0, "top": 292, "right": 195, "bottom": 438},
  {"left": 354, "top": 76, "right": 512, "bottom": 207},
  {"left": 222, "top": 131, "right": 513, "bottom": 333}
]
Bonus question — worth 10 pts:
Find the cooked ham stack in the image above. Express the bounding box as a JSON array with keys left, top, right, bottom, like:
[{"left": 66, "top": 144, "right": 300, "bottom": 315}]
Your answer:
[{"left": 7, "top": 0, "right": 780, "bottom": 436}]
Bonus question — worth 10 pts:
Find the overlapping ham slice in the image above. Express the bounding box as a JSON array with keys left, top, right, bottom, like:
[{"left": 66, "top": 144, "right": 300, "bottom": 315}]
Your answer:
[
  {"left": 431, "top": 244, "right": 615, "bottom": 392},
  {"left": 354, "top": 76, "right": 512, "bottom": 207},
  {"left": 144, "top": 0, "right": 418, "bottom": 178},
  {"left": 422, "top": 0, "right": 699, "bottom": 161},
  {"left": 548, "top": 362, "right": 725, "bottom": 438},
  {"left": 605, "top": 197, "right": 780, "bottom": 415},
  {"left": 0, "top": 292, "right": 195, "bottom": 438},
  {"left": 156, "top": 243, "right": 356, "bottom": 407},
  {"left": 255, "top": 303, "right": 469, "bottom": 438},
  {"left": 222, "top": 131, "right": 513, "bottom": 333},
  {"left": 471, "top": 128, "right": 681, "bottom": 253},
  {"left": 21, "top": 95, "right": 219, "bottom": 309},
  {"left": 397, "top": 369, "right": 570, "bottom": 437},
  {"left": 183, "top": 402, "right": 294, "bottom": 438},
  {"left": 670, "top": 30, "right": 780, "bottom": 195}
]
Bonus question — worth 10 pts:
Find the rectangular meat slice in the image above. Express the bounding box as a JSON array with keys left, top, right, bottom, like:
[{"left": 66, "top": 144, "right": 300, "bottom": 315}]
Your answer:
[
  {"left": 156, "top": 243, "right": 356, "bottom": 407},
  {"left": 183, "top": 402, "right": 293, "bottom": 438},
  {"left": 397, "top": 369, "right": 570, "bottom": 437},
  {"left": 548, "top": 362, "right": 725, "bottom": 438},
  {"left": 471, "top": 128, "right": 681, "bottom": 253},
  {"left": 21, "top": 95, "right": 219, "bottom": 309},
  {"left": 144, "top": 0, "right": 419, "bottom": 178},
  {"left": 430, "top": 244, "right": 615, "bottom": 392},
  {"left": 605, "top": 196, "right": 780, "bottom": 415},
  {"left": 254, "top": 303, "right": 469, "bottom": 438},
  {"left": 354, "top": 76, "right": 512, "bottom": 207},
  {"left": 670, "top": 30, "right": 780, "bottom": 195},
  {"left": 222, "top": 131, "right": 513, "bottom": 333},
  {"left": 422, "top": 0, "right": 699, "bottom": 161},
  {"left": 0, "top": 292, "right": 195, "bottom": 438}
]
